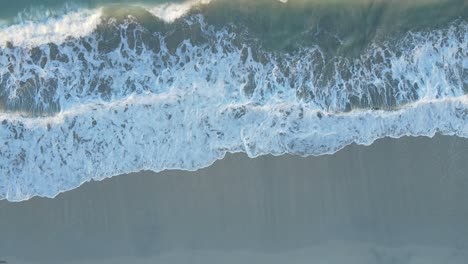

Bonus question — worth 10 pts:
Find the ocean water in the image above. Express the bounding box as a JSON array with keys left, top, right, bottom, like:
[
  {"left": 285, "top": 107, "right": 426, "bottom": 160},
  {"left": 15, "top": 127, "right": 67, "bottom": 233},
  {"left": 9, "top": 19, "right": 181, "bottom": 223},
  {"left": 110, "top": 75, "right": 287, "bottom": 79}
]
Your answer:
[{"left": 0, "top": 0, "right": 467, "bottom": 201}]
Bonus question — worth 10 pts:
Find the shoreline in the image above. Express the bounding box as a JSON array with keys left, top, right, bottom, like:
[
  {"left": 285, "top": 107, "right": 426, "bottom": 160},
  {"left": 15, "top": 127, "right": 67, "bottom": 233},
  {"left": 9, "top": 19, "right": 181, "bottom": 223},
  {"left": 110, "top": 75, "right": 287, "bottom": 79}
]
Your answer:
[{"left": 1, "top": 135, "right": 468, "bottom": 263}]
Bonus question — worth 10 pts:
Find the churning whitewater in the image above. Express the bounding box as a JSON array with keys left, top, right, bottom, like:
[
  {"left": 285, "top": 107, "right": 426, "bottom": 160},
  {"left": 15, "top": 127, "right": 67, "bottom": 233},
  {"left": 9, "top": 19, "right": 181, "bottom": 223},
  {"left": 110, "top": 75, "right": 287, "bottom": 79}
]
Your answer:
[{"left": 0, "top": 0, "right": 467, "bottom": 201}]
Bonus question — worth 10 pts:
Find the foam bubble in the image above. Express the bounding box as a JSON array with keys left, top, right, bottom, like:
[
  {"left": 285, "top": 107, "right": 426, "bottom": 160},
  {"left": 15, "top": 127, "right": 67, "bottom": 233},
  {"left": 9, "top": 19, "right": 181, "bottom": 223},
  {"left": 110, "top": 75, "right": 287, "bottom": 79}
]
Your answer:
[
  {"left": 0, "top": 92, "right": 467, "bottom": 201},
  {"left": 0, "top": 14, "right": 466, "bottom": 201},
  {"left": 0, "top": 8, "right": 102, "bottom": 48},
  {"left": 146, "top": 0, "right": 213, "bottom": 23}
]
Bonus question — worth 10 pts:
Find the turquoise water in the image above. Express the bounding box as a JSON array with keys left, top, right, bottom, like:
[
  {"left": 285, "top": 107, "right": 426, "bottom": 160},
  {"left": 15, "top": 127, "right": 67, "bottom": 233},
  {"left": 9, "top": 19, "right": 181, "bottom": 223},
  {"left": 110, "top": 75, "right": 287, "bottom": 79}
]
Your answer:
[
  {"left": 0, "top": 0, "right": 467, "bottom": 200},
  {"left": 3, "top": 1, "right": 466, "bottom": 51}
]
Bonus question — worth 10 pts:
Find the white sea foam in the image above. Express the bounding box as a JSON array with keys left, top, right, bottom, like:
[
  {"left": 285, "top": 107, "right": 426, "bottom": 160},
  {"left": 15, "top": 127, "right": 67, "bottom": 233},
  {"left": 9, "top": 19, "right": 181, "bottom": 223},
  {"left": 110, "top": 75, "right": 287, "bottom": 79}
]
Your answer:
[
  {"left": 145, "top": 0, "right": 286, "bottom": 23},
  {"left": 0, "top": 15, "right": 466, "bottom": 201},
  {"left": 0, "top": 0, "right": 210, "bottom": 47},
  {"left": 145, "top": 0, "right": 213, "bottom": 23},
  {"left": 0, "top": 93, "right": 467, "bottom": 201},
  {"left": 0, "top": 8, "right": 102, "bottom": 48},
  {"left": 1, "top": 18, "right": 465, "bottom": 114}
]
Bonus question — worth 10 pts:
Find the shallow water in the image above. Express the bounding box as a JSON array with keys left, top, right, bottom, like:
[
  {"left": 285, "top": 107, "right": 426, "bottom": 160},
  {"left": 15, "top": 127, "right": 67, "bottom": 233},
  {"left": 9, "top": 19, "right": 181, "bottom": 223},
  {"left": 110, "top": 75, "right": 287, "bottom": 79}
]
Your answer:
[
  {"left": 0, "top": 0, "right": 467, "bottom": 200},
  {"left": 1, "top": 136, "right": 468, "bottom": 263},
  {"left": 1, "top": 2, "right": 468, "bottom": 263}
]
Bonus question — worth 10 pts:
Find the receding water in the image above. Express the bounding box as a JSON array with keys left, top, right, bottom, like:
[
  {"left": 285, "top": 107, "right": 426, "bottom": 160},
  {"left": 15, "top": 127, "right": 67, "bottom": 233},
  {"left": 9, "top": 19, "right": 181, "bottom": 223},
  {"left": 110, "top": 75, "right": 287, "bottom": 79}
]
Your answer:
[
  {"left": 1, "top": 136, "right": 468, "bottom": 263},
  {"left": 0, "top": 1, "right": 466, "bottom": 196},
  {"left": 0, "top": 1, "right": 467, "bottom": 263}
]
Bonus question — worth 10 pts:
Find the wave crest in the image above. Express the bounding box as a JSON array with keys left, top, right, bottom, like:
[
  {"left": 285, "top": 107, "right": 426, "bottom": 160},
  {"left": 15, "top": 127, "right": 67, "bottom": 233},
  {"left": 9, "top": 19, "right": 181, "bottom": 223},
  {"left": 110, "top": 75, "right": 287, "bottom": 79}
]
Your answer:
[
  {"left": 0, "top": 8, "right": 102, "bottom": 48},
  {"left": 0, "top": 7, "right": 466, "bottom": 201}
]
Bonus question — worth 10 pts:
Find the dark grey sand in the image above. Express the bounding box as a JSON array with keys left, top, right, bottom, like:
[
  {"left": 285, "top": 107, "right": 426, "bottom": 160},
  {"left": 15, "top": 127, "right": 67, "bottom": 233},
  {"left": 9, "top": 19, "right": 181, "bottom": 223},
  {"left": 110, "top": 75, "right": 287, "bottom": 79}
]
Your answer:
[{"left": 1, "top": 135, "right": 468, "bottom": 264}]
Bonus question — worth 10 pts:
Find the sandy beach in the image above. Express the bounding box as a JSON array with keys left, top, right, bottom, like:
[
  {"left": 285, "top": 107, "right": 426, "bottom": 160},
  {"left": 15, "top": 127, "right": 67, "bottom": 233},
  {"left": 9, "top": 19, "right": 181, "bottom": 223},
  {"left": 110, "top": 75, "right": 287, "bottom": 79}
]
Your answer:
[
  {"left": 0, "top": 0, "right": 466, "bottom": 263},
  {"left": 1, "top": 135, "right": 468, "bottom": 263}
]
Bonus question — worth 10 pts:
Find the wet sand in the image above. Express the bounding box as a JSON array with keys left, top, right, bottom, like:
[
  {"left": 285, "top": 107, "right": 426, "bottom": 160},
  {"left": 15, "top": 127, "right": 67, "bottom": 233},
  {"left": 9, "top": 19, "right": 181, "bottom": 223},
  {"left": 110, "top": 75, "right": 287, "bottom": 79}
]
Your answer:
[{"left": 1, "top": 135, "right": 468, "bottom": 263}]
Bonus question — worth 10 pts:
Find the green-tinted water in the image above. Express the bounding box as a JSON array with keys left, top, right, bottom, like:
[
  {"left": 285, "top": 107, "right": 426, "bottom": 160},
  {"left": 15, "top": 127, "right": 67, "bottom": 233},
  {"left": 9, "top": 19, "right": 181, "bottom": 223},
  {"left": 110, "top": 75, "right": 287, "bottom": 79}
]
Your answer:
[
  {"left": 200, "top": 0, "right": 466, "bottom": 54},
  {"left": 1, "top": 0, "right": 465, "bottom": 57},
  {"left": 0, "top": 0, "right": 466, "bottom": 203}
]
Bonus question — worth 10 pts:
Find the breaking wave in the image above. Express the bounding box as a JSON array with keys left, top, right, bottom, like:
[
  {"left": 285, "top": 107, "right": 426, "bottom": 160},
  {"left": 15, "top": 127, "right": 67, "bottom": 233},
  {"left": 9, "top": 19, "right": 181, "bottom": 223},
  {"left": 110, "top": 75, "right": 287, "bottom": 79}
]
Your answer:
[{"left": 0, "top": 1, "right": 467, "bottom": 201}]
